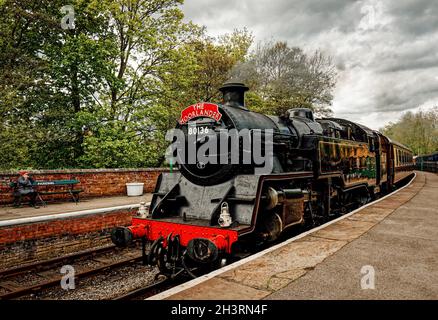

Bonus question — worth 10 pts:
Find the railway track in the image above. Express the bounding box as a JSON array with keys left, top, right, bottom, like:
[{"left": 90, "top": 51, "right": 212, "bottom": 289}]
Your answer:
[
  {"left": 112, "top": 272, "right": 195, "bottom": 300},
  {"left": 0, "top": 245, "right": 143, "bottom": 300},
  {"left": 112, "top": 276, "right": 172, "bottom": 300},
  {"left": 0, "top": 245, "right": 116, "bottom": 279}
]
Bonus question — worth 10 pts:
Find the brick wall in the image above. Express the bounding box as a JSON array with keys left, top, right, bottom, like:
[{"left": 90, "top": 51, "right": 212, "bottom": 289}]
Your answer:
[
  {"left": 0, "top": 232, "right": 112, "bottom": 270},
  {"left": 0, "top": 209, "right": 136, "bottom": 270},
  {"left": 0, "top": 168, "right": 171, "bottom": 205}
]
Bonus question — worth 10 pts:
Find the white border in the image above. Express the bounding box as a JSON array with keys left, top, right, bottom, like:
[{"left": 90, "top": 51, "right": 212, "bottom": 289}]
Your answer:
[
  {"left": 149, "top": 173, "right": 417, "bottom": 300},
  {"left": 0, "top": 202, "right": 151, "bottom": 227}
]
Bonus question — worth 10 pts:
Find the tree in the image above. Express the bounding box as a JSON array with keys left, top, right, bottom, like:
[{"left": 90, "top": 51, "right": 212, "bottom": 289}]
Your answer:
[
  {"left": 230, "top": 41, "right": 336, "bottom": 116},
  {"left": 184, "top": 28, "right": 253, "bottom": 103},
  {"left": 381, "top": 107, "right": 438, "bottom": 155},
  {"left": 78, "top": 0, "right": 202, "bottom": 168},
  {"left": 0, "top": 0, "right": 203, "bottom": 169},
  {"left": 0, "top": 0, "right": 116, "bottom": 169},
  {"left": 0, "top": 0, "right": 63, "bottom": 169},
  {"left": 144, "top": 28, "right": 253, "bottom": 166}
]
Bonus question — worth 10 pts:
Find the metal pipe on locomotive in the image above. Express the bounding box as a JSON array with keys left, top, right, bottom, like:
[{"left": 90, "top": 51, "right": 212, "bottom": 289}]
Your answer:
[{"left": 111, "top": 83, "right": 414, "bottom": 278}]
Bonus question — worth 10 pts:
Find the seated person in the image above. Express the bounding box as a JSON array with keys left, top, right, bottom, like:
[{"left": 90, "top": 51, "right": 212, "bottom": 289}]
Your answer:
[{"left": 13, "top": 171, "right": 40, "bottom": 209}]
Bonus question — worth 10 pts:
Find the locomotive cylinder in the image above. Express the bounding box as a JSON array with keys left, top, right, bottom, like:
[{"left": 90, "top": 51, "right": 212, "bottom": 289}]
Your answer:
[{"left": 265, "top": 187, "right": 303, "bottom": 210}]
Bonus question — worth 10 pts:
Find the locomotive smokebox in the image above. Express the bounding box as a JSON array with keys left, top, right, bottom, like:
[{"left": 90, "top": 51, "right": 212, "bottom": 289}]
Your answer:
[{"left": 219, "top": 82, "right": 249, "bottom": 109}]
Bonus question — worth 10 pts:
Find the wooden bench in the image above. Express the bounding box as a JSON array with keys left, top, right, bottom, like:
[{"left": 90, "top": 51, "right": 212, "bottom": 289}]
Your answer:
[{"left": 9, "top": 179, "right": 83, "bottom": 207}]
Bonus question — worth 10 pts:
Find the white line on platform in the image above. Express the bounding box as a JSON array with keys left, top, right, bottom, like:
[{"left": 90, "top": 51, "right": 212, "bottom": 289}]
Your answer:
[
  {"left": 0, "top": 202, "right": 151, "bottom": 227},
  {"left": 149, "top": 173, "right": 417, "bottom": 300}
]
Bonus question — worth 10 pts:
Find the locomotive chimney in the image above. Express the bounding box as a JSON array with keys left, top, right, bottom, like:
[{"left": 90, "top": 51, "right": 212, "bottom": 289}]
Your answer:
[{"left": 219, "top": 82, "right": 249, "bottom": 109}]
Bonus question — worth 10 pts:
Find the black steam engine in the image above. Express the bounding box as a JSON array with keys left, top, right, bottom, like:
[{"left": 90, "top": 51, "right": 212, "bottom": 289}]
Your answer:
[{"left": 111, "top": 83, "right": 414, "bottom": 278}]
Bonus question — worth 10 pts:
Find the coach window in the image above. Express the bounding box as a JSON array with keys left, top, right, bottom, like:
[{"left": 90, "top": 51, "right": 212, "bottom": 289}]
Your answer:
[{"left": 369, "top": 138, "right": 376, "bottom": 152}]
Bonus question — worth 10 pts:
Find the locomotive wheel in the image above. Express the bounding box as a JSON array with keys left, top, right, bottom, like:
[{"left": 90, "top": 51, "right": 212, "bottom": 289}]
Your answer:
[
  {"left": 340, "top": 205, "right": 349, "bottom": 215},
  {"left": 167, "top": 235, "right": 181, "bottom": 263},
  {"left": 156, "top": 245, "right": 172, "bottom": 275},
  {"left": 260, "top": 213, "right": 283, "bottom": 242},
  {"left": 148, "top": 236, "right": 164, "bottom": 266},
  {"left": 181, "top": 251, "right": 220, "bottom": 279},
  {"left": 181, "top": 252, "right": 204, "bottom": 279},
  {"left": 149, "top": 235, "right": 185, "bottom": 277}
]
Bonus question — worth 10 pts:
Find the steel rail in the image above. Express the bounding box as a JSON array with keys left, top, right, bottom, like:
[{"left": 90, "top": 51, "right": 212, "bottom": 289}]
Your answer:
[
  {"left": 0, "top": 245, "right": 117, "bottom": 279},
  {"left": 0, "top": 253, "right": 143, "bottom": 300}
]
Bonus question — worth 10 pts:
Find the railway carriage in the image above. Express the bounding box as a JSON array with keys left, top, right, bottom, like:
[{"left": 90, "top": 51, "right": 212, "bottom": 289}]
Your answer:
[
  {"left": 391, "top": 141, "right": 414, "bottom": 184},
  {"left": 414, "top": 152, "right": 438, "bottom": 173}
]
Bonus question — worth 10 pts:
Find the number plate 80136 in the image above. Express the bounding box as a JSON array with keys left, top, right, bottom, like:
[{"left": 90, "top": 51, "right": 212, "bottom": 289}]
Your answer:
[{"left": 188, "top": 126, "right": 210, "bottom": 135}]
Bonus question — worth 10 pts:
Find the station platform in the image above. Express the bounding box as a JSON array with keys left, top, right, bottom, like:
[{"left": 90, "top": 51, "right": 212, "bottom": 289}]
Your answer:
[
  {"left": 0, "top": 194, "right": 152, "bottom": 222},
  {"left": 153, "top": 171, "right": 438, "bottom": 300}
]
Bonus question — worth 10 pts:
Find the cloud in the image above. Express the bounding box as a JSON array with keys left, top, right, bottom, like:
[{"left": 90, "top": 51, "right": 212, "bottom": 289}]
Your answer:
[{"left": 182, "top": 0, "right": 438, "bottom": 129}]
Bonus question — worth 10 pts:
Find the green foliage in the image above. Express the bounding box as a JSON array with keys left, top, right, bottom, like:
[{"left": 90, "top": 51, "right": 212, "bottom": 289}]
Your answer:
[
  {"left": 0, "top": 2, "right": 339, "bottom": 170},
  {"left": 184, "top": 28, "right": 253, "bottom": 103},
  {"left": 79, "top": 122, "right": 162, "bottom": 168},
  {"left": 381, "top": 107, "right": 438, "bottom": 156},
  {"left": 0, "top": 0, "right": 199, "bottom": 169},
  {"left": 0, "top": 0, "right": 118, "bottom": 168},
  {"left": 230, "top": 41, "right": 336, "bottom": 117},
  {"left": 76, "top": 0, "right": 203, "bottom": 168}
]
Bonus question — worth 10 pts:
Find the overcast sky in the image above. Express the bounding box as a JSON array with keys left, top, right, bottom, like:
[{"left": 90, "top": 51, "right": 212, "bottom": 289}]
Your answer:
[{"left": 182, "top": 0, "right": 438, "bottom": 130}]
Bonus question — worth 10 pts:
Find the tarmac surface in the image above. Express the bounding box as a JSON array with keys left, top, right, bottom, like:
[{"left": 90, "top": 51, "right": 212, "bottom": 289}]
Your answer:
[
  {"left": 0, "top": 194, "right": 152, "bottom": 221},
  {"left": 155, "top": 171, "right": 437, "bottom": 300}
]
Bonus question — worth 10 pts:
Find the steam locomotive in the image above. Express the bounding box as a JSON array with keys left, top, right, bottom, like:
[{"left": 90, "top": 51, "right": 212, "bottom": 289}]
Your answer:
[{"left": 111, "top": 83, "right": 414, "bottom": 277}]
